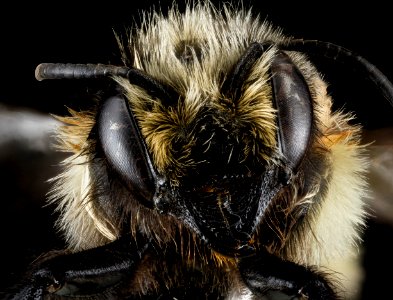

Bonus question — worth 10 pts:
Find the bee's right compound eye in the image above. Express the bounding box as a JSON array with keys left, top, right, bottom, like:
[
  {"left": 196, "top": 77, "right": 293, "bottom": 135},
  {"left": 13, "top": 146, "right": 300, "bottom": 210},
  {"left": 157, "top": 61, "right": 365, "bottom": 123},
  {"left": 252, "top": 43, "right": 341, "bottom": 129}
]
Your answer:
[{"left": 97, "top": 95, "right": 158, "bottom": 209}]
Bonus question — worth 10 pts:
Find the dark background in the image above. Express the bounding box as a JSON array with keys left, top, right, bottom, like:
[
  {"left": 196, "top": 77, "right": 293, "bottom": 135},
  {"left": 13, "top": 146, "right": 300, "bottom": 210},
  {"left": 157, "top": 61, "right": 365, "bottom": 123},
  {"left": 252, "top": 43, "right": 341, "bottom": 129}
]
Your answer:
[{"left": 1, "top": 1, "right": 392, "bottom": 299}]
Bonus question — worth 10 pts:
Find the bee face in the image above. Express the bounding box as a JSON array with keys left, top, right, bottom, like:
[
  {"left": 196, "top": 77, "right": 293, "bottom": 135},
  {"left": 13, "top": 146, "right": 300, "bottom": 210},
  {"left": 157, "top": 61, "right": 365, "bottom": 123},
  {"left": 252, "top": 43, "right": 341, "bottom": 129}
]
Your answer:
[
  {"left": 16, "top": 2, "right": 392, "bottom": 299},
  {"left": 45, "top": 4, "right": 367, "bottom": 263},
  {"left": 103, "top": 13, "right": 353, "bottom": 260}
]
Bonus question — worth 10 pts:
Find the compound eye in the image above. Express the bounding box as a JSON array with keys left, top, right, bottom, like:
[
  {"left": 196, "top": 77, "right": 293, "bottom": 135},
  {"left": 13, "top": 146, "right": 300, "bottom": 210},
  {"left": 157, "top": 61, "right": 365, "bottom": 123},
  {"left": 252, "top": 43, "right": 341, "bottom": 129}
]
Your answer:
[
  {"left": 97, "top": 95, "right": 157, "bottom": 208},
  {"left": 271, "top": 51, "right": 313, "bottom": 175}
]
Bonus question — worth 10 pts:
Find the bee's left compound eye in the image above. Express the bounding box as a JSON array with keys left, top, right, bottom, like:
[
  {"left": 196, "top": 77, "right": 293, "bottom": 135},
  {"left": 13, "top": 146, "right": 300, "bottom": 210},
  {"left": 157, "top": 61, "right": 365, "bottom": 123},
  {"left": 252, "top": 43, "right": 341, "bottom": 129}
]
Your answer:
[
  {"left": 271, "top": 51, "right": 313, "bottom": 176},
  {"left": 97, "top": 95, "right": 158, "bottom": 208}
]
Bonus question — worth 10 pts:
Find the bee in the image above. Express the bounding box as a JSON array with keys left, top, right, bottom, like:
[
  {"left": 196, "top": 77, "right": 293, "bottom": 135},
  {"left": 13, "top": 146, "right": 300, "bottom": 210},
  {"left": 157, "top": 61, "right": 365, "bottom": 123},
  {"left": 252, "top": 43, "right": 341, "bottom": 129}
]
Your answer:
[{"left": 6, "top": 1, "right": 393, "bottom": 299}]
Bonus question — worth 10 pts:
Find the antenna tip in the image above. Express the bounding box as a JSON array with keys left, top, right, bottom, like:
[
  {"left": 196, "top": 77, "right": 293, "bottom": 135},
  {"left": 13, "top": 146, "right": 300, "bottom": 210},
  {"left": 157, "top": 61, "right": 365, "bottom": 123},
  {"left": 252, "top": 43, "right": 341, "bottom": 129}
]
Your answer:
[{"left": 35, "top": 63, "right": 47, "bottom": 81}]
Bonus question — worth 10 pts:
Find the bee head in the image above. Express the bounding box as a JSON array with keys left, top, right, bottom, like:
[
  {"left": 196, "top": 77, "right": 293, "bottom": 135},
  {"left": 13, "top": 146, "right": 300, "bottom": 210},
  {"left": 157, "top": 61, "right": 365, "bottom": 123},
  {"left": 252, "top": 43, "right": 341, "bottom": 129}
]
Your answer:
[{"left": 35, "top": 6, "right": 392, "bottom": 259}]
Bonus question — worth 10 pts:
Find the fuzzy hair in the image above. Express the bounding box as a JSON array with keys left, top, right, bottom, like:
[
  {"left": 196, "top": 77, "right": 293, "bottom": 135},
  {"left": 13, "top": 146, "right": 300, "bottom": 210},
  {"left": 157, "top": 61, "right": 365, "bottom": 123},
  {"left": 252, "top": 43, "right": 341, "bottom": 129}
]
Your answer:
[{"left": 48, "top": 0, "right": 368, "bottom": 292}]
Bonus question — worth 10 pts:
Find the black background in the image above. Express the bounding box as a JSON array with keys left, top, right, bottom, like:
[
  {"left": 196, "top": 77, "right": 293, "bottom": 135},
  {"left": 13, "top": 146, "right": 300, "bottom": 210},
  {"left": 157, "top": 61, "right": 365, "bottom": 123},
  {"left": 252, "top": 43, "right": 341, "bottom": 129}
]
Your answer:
[{"left": 1, "top": 1, "right": 392, "bottom": 298}]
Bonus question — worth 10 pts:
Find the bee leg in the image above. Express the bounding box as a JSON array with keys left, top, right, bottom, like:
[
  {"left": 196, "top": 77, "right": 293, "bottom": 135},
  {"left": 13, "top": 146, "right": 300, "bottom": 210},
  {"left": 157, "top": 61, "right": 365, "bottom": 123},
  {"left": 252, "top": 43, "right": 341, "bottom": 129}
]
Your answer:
[
  {"left": 6, "top": 233, "right": 150, "bottom": 299},
  {"left": 238, "top": 250, "right": 337, "bottom": 299}
]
